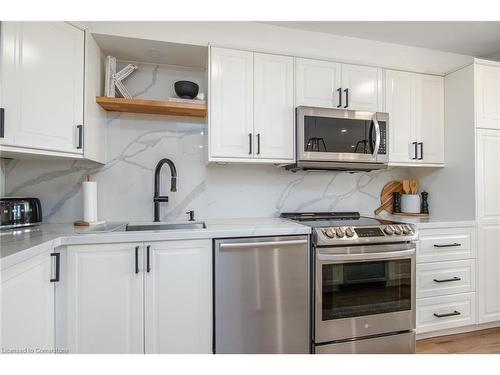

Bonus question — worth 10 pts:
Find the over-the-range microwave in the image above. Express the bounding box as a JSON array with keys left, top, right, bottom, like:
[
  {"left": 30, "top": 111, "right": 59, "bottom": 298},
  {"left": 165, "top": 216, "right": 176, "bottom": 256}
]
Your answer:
[{"left": 285, "top": 106, "right": 389, "bottom": 172}]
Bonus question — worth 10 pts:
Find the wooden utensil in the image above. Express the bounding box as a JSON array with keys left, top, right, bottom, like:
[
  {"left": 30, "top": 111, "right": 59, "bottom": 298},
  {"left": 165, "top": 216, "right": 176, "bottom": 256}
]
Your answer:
[
  {"left": 403, "top": 179, "right": 410, "bottom": 194},
  {"left": 374, "top": 181, "right": 404, "bottom": 215},
  {"left": 410, "top": 179, "right": 419, "bottom": 194}
]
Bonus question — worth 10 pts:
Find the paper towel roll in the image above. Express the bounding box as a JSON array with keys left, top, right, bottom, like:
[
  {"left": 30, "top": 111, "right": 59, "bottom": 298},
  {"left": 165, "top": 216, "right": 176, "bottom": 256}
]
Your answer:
[{"left": 83, "top": 181, "right": 98, "bottom": 223}]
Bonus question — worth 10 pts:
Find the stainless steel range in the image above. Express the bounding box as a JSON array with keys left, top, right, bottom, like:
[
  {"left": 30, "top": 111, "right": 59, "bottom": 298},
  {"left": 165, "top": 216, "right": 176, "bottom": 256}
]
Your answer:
[{"left": 281, "top": 212, "right": 417, "bottom": 354}]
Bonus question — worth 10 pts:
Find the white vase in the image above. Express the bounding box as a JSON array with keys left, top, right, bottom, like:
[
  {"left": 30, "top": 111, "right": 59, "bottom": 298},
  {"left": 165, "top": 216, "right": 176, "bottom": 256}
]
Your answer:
[{"left": 401, "top": 194, "right": 421, "bottom": 213}]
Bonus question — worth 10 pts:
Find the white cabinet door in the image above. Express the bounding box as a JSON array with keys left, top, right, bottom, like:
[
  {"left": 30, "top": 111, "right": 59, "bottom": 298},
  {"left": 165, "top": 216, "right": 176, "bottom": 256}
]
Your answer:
[
  {"left": 476, "top": 129, "right": 500, "bottom": 223},
  {"left": 144, "top": 240, "right": 212, "bottom": 354},
  {"left": 385, "top": 70, "right": 416, "bottom": 164},
  {"left": 0, "top": 22, "right": 84, "bottom": 153},
  {"left": 65, "top": 243, "right": 144, "bottom": 353},
  {"left": 210, "top": 47, "right": 254, "bottom": 159},
  {"left": 1, "top": 249, "right": 55, "bottom": 352},
  {"left": 295, "top": 58, "right": 341, "bottom": 108},
  {"left": 478, "top": 224, "right": 500, "bottom": 323},
  {"left": 416, "top": 74, "right": 444, "bottom": 164},
  {"left": 475, "top": 64, "right": 500, "bottom": 130},
  {"left": 254, "top": 53, "right": 294, "bottom": 161},
  {"left": 341, "top": 64, "right": 383, "bottom": 111}
]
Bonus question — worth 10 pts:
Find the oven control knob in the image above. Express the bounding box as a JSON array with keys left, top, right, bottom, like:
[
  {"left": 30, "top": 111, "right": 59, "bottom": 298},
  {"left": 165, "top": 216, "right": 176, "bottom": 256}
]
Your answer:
[
  {"left": 403, "top": 225, "right": 412, "bottom": 235},
  {"left": 324, "top": 228, "right": 335, "bottom": 238},
  {"left": 394, "top": 225, "right": 402, "bottom": 235},
  {"left": 335, "top": 228, "right": 345, "bottom": 238},
  {"left": 384, "top": 226, "right": 394, "bottom": 235},
  {"left": 345, "top": 227, "right": 355, "bottom": 237}
]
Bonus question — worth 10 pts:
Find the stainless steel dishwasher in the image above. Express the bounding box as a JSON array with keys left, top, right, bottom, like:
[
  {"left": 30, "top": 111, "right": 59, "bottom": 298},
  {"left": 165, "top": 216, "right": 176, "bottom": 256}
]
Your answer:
[{"left": 214, "top": 235, "right": 310, "bottom": 354}]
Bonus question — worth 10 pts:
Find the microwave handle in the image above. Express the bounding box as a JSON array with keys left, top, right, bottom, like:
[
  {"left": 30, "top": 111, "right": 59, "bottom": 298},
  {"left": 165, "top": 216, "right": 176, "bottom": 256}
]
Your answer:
[{"left": 372, "top": 115, "right": 380, "bottom": 157}]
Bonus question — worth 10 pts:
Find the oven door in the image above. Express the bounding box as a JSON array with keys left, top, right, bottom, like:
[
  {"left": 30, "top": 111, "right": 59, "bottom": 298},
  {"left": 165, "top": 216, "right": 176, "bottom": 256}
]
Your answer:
[
  {"left": 297, "top": 106, "right": 388, "bottom": 165},
  {"left": 314, "top": 243, "right": 415, "bottom": 344}
]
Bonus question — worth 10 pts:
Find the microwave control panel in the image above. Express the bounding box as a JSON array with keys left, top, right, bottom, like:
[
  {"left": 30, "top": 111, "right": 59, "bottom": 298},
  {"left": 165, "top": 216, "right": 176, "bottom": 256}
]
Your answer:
[{"left": 378, "top": 122, "right": 387, "bottom": 155}]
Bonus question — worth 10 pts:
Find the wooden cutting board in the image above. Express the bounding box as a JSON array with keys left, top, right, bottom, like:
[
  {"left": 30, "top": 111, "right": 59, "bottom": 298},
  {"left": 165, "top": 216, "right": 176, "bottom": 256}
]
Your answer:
[{"left": 374, "top": 181, "right": 404, "bottom": 215}]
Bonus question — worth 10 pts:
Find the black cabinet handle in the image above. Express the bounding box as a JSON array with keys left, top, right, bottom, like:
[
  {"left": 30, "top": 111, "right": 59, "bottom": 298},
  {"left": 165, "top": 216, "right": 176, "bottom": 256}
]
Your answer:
[
  {"left": 135, "top": 246, "right": 139, "bottom": 274},
  {"left": 76, "top": 125, "right": 83, "bottom": 149},
  {"left": 337, "top": 88, "right": 342, "bottom": 108},
  {"left": 256, "top": 133, "right": 261, "bottom": 155},
  {"left": 434, "top": 311, "right": 461, "bottom": 318},
  {"left": 248, "top": 133, "right": 252, "bottom": 155},
  {"left": 434, "top": 243, "right": 461, "bottom": 248},
  {"left": 343, "top": 88, "right": 349, "bottom": 108},
  {"left": 0, "top": 107, "right": 4, "bottom": 138},
  {"left": 433, "top": 276, "right": 461, "bottom": 283},
  {"left": 412, "top": 142, "right": 418, "bottom": 160},
  {"left": 146, "top": 245, "right": 151, "bottom": 273},
  {"left": 418, "top": 142, "right": 423, "bottom": 160},
  {"left": 50, "top": 253, "right": 60, "bottom": 282}
]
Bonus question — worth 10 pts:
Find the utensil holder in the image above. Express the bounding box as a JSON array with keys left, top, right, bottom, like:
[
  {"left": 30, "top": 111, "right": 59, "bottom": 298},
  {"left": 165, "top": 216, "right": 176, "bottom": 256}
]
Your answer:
[{"left": 401, "top": 194, "right": 421, "bottom": 213}]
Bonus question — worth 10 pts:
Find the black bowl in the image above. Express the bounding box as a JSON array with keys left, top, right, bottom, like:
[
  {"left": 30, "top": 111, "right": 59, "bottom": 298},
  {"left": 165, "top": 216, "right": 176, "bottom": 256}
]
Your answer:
[{"left": 174, "top": 81, "right": 199, "bottom": 99}]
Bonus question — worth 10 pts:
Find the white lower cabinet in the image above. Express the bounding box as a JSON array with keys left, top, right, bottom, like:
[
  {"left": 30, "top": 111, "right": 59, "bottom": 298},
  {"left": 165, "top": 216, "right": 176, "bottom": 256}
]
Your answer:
[
  {"left": 416, "top": 226, "right": 477, "bottom": 335},
  {"left": 145, "top": 240, "right": 212, "bottom": 354},
  {"left": 478, "top": 224, "right": 500, "bottom": 323},
  {"left": 1, "top": 249, "right": 55, "bottom": 352},
  {"left": 61, "top": 239, "right": 212, "bottom": 354},
  {"left": 64, "top": 242, "right": 144, "bottom": 354}
]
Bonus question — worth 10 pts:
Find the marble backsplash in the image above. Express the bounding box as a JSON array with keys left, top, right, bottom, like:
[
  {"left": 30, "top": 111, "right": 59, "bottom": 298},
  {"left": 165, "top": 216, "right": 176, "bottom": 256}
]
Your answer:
[{"left": 2, "top": 64, "right": 410, "bottom": 223}]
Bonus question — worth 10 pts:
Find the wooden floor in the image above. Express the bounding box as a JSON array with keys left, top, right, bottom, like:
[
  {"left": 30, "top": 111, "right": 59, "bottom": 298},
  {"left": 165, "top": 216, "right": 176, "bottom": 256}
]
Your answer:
[{"left": 417, "top": 327, "right": 500, "bottom": 354}]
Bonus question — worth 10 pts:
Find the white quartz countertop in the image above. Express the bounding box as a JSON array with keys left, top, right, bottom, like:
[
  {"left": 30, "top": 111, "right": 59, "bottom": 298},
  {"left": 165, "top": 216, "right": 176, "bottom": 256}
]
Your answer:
[
  {"left": 376, "top": 213, "right": 476, "bottom": 229},
  {"left": 0, "top": 218, "right": 311, "bottom": 268}
]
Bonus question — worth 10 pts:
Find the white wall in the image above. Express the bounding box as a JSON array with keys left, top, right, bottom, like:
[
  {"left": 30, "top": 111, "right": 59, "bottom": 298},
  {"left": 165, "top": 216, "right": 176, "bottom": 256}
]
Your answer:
[{"left": 82, "top": 21, "right": 472, "bottom": 76}]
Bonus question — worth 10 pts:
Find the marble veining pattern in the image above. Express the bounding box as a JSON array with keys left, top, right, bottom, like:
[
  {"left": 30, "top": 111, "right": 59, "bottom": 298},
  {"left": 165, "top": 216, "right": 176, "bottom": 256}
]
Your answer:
[{"left": 3, "top": 63, "right": 409, "bottom": 223}]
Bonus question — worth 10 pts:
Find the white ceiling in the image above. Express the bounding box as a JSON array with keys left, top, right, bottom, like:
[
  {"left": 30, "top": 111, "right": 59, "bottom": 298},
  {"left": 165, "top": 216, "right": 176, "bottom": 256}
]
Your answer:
[{"left": 261, "top": 22, "right": 500, "bottom": 58}]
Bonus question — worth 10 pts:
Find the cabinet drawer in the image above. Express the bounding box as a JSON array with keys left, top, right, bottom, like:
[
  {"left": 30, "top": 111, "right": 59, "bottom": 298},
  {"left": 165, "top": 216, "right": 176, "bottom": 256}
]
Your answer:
[
  {"left": 416, "top": 293, "right": 476, "bottom": 333},
  {"left": 417, "top": 260, "right": 475, "bottom": 298},
  {"left": 417, "top": 227, "right": 475, "bottom": 263}
]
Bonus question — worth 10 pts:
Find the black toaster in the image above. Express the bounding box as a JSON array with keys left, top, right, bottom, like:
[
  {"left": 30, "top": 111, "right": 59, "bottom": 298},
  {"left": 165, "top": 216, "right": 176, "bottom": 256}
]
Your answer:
[{"left": 0, "top": 197, "right": 43, "bottom": 229}]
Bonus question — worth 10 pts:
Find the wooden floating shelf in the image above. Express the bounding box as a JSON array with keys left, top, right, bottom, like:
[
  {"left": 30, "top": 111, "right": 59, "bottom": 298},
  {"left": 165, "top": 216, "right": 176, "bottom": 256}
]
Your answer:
[{"left": 96, "top": 96, "right": 207, "bottom": 118}]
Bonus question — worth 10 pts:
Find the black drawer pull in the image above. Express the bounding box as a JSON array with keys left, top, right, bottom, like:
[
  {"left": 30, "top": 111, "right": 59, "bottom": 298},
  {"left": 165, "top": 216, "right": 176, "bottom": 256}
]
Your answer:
[
  {"left": 434, "top": 243, "right": 461, "bottom": 248},
  {"left": 433, "top": 276, "right": 461, "bottom": 283},
  {"left": 146, "top": 245, "right": 151, "bottom": 273},
  {"left": 0, "top": 107, "right": 5, "bottom": 138},
  {"left": 135, "top": 246, "right": 139, "bottom": 274},
  {"left": 76, "top": 125, "right": 83, "bottom": 149},
  {"left": 434, "top": 311, "right": 461, "bottom": 318},
  {"left": 50, "top": 253, "right": 60, "bottom": 282}
]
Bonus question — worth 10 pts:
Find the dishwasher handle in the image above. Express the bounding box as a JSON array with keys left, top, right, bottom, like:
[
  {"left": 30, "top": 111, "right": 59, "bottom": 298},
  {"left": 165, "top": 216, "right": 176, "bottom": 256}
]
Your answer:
[{"left": 219, "top": 239, "right": 308, "bottom": 250}]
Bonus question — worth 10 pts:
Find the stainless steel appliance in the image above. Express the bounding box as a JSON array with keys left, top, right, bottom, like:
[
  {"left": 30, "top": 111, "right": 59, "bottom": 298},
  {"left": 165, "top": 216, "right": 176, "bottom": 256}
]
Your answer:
[
  {"left": 286, "top": 106, "right": 389, "bottom": 171},
  {"left": 0, "top": 197, "right": 42, "bottom": 229},
  {"left": 214, "top": 236, "right": 310, "bottom": 354},
  {"left": 281, "top": 212, "right": 417, "bottom": 354}
]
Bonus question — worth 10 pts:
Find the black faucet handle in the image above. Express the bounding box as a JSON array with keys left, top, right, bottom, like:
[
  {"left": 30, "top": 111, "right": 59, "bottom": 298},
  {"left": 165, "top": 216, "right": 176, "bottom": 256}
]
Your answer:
[{"left": 186, "top": 210, "right": 195, "bottom": 221}]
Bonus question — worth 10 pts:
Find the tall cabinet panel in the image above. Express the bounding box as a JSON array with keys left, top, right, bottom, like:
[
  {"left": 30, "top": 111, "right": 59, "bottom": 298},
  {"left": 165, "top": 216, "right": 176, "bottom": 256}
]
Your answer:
[
  {"left": 475, "top": 63, "right": 500, "bottom": 130},
  {"left": 254, "top": 53, "right": 294, "bottom": 160},
  {"left": 209, "top": 47, "right": 254, "bottom": 159},
  {"left": 144, "top": 240, "right": 212, "bottom": 354},
  {"left": 64, "top": 243, "right": 144, "bottom": 353},
  {"left": 416, "top": 74, "right": 445, "bottom": 164},
  {"left": 0, "top": 22, "right": 84, "bottom": 153}
]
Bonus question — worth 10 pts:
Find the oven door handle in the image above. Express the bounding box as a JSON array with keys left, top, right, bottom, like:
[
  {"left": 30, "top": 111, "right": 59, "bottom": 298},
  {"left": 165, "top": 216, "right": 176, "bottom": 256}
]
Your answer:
[
  {"left": 317, "top": 248, "right": 415, "bottom": 263},
  {"left": 372, "top": 114, "right": 380, "bottom": 158}
]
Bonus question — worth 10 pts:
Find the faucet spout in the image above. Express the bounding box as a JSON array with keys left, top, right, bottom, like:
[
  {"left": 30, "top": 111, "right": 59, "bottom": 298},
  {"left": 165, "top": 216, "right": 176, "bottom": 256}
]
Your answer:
[{"left": 153, "top": 158, "right": 177, "bottom": 222}]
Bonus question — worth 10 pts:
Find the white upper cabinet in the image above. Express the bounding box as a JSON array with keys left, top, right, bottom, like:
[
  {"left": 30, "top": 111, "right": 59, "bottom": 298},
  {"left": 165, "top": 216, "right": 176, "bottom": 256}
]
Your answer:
[
  {"left": 295, "top": 58, "right": 341, "bottom": 108},
  {"left": 386, "top": 70, "right": 416, "bottom": 164},
  {"left": 0, "top": 22, "right": 84, "bottom": 154},
  {"left": 209, "top": 47, "right": 295, "bottom": 163},
  {"left": 144, "top": 240, "right": 212, "bottom": 354},
  {"left": 385, "top": 69, "right": 444, "bottom": 166},
  {"left": 415, "top": 74, "right": 445, "bottom": 164},
  {"left": 64, "top": 243, "right": 144, "bottom": 354},
  {"left": 209, "top": 47, "right": 254, "bottom": 159},
  {"left": 254, "top": 53, "right": 294, "bottom": 160},
  {"left": 475, "top": 63, "right": 500, "bottom": 130},
  {"left": 341, "top": 64, "right": 383, "bottom": 112},
  {"left": 1, "top": 249, "right": 55, "bottom": 352}
]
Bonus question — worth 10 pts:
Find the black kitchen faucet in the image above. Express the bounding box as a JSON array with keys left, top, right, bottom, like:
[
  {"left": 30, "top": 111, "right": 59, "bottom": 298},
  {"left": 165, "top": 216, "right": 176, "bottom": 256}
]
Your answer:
[{"left": 153, "top": 158, "right": 177, "bottom": 222}]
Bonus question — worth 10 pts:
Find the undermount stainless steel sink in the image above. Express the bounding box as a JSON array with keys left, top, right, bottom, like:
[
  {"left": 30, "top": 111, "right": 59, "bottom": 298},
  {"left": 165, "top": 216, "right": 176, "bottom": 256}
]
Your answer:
[{"left": 125, "top": 222, "right": 206, "bottom": 231}]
